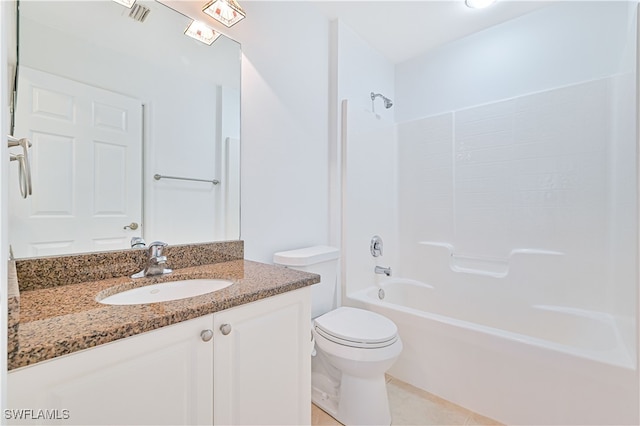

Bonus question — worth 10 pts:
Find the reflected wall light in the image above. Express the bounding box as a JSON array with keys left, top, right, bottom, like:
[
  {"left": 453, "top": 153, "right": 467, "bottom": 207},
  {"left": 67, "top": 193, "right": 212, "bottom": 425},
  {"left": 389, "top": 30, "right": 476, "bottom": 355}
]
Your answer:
[
  {"left": 202, "top": 0, "right": 246, "bottom": 27},
  {"left": 112, "top": 0, "right": 136, "bottom": 8},
  {"left": 185, "top": 20, "right": 221, "bottom": 45},
  {"left": 465, "top": 0, "right": 497, "bottom": 9}
]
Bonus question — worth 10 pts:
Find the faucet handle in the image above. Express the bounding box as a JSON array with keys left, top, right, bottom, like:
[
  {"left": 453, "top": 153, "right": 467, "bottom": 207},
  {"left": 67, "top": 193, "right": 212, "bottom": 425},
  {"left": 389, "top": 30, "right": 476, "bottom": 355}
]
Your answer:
[
  {"left": 148, "top": 241, "right": 168, "bottom": 257},
  {"left": 131, "top": 237, "right": 146, "bottom": 248},
  {"left": 151, "top": 255, "right": 167, "bottom": 265},
  {"left": 370, "top": 235, "right": 383, "bottom": 257}
]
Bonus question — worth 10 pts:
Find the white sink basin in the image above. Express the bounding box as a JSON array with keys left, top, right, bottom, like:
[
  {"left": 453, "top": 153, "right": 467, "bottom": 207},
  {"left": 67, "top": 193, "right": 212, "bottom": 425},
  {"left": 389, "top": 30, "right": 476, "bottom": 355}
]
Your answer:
[{"left": 98, "top": 279, "right": 233, "bottom": 305}]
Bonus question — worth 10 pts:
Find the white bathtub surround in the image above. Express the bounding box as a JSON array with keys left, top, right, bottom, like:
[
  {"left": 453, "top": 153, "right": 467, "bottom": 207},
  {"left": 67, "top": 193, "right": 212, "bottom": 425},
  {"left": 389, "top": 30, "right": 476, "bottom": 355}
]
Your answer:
[
  {"left": 339, "top": 3, "right": 638, "bottom": 424},
  {"left": 385, "top": 74, "right": 638, "bottom": 425},
  {"left": 396, "top": 75, "right": 636, "bottom": 314},
  {"left": 349, "top": 279, "right": 638, "bottom": 425}
]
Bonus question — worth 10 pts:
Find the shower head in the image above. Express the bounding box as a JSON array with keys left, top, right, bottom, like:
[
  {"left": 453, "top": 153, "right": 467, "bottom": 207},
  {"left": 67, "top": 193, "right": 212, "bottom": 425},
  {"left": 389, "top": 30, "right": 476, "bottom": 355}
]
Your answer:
[{"left": 371, "top": 92, "right": 393, "bottom": 109}]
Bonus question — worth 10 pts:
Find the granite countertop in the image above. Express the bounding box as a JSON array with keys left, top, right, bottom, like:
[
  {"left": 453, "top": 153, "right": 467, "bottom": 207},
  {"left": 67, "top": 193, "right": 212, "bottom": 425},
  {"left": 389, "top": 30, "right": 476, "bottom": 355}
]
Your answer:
[{"left": 9, "top": 259, "right": 319, "bottom": 370}]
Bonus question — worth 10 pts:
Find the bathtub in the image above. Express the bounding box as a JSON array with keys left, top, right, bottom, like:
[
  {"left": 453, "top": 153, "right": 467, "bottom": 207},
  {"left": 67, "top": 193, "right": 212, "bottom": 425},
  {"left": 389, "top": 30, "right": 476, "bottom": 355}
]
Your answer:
[{"left": 348, "top": 279, "right": 639, "bottom": 425}]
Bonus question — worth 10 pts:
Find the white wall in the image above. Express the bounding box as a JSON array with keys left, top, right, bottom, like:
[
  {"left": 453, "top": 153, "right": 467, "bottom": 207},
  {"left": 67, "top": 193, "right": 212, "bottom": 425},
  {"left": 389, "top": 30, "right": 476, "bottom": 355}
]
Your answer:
[
  {"left": 232, "top": 2, "right": 331, "bottom": 263},
  {"left": 336, "top": 22, "right": 395, "bottom": 123}
]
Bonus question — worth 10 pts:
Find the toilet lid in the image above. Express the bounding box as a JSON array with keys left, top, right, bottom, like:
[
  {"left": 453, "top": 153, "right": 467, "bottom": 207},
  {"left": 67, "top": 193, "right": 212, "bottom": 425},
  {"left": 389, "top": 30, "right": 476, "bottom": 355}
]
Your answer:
[{"left": 314, "top": 307, "right": 398, "bottom": 348}]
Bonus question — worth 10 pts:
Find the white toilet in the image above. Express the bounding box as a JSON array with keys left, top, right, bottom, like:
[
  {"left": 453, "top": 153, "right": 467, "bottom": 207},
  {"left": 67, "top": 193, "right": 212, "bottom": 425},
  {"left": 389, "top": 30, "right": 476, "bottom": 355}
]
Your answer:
[{"left": 273, "top": 246, "right": 402, "bottom": 426}]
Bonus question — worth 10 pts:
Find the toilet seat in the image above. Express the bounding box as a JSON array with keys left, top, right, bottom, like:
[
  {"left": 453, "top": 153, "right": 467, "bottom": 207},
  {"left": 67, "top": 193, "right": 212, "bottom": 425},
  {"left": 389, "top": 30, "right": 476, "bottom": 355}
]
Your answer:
[{"left": 314, "top": 307, "right": 398, "bottom": 349}]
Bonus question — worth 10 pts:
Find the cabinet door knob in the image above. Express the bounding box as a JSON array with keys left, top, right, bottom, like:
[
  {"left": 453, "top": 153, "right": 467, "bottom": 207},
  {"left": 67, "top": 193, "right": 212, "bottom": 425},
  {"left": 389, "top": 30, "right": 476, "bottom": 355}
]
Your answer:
[
  {"left": 200, "top": 329, "right": 214, "bottom": 342},
  {"left": 220, "top": 323, "right": 232, "bottom": 335}
]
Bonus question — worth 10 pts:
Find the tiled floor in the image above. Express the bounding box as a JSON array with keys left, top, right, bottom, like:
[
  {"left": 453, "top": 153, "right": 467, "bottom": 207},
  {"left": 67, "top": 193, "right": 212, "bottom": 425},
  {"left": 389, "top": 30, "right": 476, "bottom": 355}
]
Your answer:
[{"left": 311, "top": 376, "right": 501, "bottom": 426}]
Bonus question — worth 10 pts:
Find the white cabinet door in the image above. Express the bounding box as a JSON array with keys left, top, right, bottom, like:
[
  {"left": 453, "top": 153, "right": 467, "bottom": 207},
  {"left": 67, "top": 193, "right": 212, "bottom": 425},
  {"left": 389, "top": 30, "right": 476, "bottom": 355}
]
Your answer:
[
  {"left": 7, "top": 315, "right": 214, "bottom": 425},
  {"left": 213, "top": 287, "right": 311, "bottom": 425}
]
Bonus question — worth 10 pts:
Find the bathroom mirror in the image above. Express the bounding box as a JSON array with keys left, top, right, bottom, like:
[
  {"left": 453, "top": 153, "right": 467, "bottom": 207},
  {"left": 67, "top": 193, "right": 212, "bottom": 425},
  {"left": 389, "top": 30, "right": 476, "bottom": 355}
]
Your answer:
[{"left": 9, "top": 0, "right": 241, "bottom": 258}]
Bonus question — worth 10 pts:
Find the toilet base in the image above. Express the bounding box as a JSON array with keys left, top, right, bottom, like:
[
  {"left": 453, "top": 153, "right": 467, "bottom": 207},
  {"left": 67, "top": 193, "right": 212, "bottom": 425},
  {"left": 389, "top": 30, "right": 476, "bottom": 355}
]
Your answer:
[
  {"left": 337, "top": 374, "right": 391, "bottom": 426},
  {"left": 312, "top": 372, "right": 391, "bottom": 426},
  {"left": 310, "top": 308, "right": 402, "bottom": 425}
]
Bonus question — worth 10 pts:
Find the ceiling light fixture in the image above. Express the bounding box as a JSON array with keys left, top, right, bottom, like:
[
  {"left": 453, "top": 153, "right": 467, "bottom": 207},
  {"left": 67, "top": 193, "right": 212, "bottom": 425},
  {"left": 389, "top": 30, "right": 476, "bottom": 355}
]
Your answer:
[
  {"left": 112, "top": 0, "right": 136, "bottom": 8},
  {"left": 185, "top": 21, "right": 221, "bottom": 45},
  {"left": 465, "top": 0, "right": 497, "bottom": 9},
  {"left": 202, "top": 0, "right": 246, "bottom": 28}
]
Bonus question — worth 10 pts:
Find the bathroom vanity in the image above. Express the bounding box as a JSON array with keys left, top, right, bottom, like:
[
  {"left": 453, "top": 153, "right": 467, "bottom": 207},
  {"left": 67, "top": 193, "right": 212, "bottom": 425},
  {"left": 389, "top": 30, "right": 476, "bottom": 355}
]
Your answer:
[{"left": 7, "top": 242, "right": 317, "bottom": 425}]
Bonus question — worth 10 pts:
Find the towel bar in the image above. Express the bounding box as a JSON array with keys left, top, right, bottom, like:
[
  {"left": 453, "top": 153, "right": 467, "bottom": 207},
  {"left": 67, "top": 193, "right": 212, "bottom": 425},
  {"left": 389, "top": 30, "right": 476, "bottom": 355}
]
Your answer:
[{"left": 154, "top": 174, "right": 219, "bottom": 185}]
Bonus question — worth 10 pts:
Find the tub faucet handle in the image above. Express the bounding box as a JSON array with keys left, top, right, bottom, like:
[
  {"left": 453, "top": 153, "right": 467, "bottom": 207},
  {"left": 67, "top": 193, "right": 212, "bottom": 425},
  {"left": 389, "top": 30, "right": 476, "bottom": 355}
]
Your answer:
[{"left": 371, "top": 235, "right": 383, "bottom": 257}]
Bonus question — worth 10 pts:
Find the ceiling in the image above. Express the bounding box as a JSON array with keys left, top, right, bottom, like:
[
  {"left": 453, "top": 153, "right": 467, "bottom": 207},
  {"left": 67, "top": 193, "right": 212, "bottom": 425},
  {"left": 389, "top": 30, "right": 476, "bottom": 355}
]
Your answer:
[
  {"left": 154, "top": 1, "right": 558, "bottom": 64},
  {"left": 32, "top": 0, "right": 557, "bottom": 66},
  {"left": 311, "top": 1, "right": 556, "bottom": 63}
]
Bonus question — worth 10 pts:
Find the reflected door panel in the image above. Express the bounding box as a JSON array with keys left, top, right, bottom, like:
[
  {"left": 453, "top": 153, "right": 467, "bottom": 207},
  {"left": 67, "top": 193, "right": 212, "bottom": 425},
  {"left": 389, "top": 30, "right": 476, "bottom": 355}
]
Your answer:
[{"left": 10, "top": 67, "right": 143, "bottom": 257}]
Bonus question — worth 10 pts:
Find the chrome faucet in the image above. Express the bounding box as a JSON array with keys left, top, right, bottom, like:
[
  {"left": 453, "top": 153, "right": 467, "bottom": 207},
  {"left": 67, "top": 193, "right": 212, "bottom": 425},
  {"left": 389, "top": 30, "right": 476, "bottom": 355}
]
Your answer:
[
  {"left": 132, "top": 241, "right": 172, "bottom": 278},
  {"left": 375, "top": 265, "right": 392, "bottom": 276},
  {"left": 130, "top": 236, "right": 146, "bottom": 248}
]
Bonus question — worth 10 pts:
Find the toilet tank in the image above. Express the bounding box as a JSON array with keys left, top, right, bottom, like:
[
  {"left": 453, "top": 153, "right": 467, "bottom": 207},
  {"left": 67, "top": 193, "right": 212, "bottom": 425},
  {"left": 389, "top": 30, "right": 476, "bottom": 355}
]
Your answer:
[{"left": 273, "top": 246, "right": 340, "bottom": 319}]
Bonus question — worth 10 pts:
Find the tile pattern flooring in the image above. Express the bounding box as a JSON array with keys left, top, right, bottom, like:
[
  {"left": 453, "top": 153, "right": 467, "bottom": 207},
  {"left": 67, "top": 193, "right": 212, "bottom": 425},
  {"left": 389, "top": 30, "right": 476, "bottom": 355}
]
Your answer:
[{"left": 312, "top": 376, "right": 501, "bottom": 426}]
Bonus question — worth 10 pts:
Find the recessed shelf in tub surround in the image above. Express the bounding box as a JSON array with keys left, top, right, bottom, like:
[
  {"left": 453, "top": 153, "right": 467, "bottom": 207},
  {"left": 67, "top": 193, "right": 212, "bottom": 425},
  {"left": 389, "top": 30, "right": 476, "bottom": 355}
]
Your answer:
[
  {"left": 419, "top": 241, "right": 564, "bottom": 278},
  {"left": 8, "top": 241, "right": 321, "bottom": 370}
]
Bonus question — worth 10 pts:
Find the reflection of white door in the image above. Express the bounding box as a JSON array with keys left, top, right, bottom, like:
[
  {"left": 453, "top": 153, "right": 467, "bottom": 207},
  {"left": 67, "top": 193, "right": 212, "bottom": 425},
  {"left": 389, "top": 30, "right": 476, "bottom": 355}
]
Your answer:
[{"left": 10, "top": 67, "right": 143, "bottom": 258}]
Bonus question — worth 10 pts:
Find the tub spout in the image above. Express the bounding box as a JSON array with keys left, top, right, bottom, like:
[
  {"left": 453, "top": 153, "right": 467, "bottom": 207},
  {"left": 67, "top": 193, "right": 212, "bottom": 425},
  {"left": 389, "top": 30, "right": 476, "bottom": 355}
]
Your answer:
[{"left": 375, "top": 266, "right": 392, "bottom": 276}]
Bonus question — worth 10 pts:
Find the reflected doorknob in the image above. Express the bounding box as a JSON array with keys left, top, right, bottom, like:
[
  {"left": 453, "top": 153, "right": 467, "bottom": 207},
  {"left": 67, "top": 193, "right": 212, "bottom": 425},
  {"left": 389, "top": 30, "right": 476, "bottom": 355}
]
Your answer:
[{"left": 124, "top": 222, "right": 139, "bottom": 230}]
